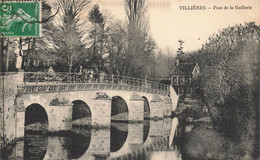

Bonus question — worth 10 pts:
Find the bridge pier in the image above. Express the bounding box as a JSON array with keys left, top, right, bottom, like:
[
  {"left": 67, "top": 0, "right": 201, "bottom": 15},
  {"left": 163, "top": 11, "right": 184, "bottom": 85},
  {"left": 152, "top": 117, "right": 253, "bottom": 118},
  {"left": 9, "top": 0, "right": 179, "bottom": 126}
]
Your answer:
[
  {"left": 128, "top": 93, "right": 144, "bottom": 122},
  {"left": 87, "top": 98, "right": 112, "bottom": 127},
  {"left": 15, "top": 96, "right": 26, "bottom": 138},
  {"left": 47, "top": 98, "right": 73, "bottom": 132},
  {"left": 16, "top": 111, "right": 25, "bottom": 138},
  {"left": 164, "top": 103, "right": 172, "bottom": 117},
  {"left": 150, "top": 95, "right": 164, "bottom": 118}
]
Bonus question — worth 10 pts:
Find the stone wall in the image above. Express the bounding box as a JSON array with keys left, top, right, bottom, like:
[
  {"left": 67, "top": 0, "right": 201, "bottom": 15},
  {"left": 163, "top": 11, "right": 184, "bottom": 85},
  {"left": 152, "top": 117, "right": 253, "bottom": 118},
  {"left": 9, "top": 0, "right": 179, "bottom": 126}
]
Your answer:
[
  {"left": 0, "top": 73, "right": 18, "bottom": 148},
  {"left": 170, "top": 85, "right": 179, "bottom": 112},
  {"left": 0, "top": 72, "right": 25, "bottom": 149}
]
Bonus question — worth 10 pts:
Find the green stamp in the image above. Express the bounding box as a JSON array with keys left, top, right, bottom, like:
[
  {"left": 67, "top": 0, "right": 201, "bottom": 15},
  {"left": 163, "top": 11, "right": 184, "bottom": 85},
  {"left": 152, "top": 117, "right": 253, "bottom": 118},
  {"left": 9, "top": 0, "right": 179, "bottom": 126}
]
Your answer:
[{"left": 0, "top": 1, "right": 41, "bottom": 37}]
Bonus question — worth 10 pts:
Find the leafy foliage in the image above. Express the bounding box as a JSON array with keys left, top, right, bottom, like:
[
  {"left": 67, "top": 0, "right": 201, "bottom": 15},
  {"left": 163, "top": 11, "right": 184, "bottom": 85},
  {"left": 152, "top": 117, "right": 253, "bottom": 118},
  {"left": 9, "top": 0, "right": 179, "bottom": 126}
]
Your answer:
[
  {"left": 1, "top": 1, "right": 173, "bottom": 81},
  {"left": 190, "top": 22, "right": 260, "bottom": 155},
  {"left": 87, "top": 4, "right": 106, "bottom": 71},
  {"left": 124, "top": 0, "right": 156, "bottom": 78},
  {"left": 51, "top": 0, "right": 90, "bottom": 72}
]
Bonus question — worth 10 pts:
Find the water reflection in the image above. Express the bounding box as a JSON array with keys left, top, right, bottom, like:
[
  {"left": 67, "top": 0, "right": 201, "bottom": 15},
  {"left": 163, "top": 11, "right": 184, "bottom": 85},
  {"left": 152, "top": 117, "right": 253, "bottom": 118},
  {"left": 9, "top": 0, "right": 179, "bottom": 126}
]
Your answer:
[
  {"left": 24, "top": 134, "right": 48, "bottom": 160},
  {"left": 43, "top": 136, "right": 69, "bottom": 160},
  {"left": 109, "top": 123, "right": 145, "bottom": 158},
  {"left": 143, "top": 120, "right": 150, "bottom": 143},
  {"left": 67, "top": 131, "right": 91, "bottom": 159},
  {"left": 110, "top": 123, "right": 128, "bottom": 152},
  {"left": 1, "top": 118, "right": 182, "bottom": 160},
  {"left": 0, "top": 140, "right": 25, "bottom": 160},
  {"left": 77, "top": 128, "right": 110, "bottom": 160}
]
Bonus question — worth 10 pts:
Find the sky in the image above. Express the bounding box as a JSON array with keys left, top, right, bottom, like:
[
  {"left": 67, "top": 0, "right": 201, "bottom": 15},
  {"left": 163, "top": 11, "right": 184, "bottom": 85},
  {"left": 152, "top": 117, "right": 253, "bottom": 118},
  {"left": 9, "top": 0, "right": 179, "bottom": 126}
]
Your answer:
[{"left": 91, "top": 0, "right": 260, "bottom": 54}]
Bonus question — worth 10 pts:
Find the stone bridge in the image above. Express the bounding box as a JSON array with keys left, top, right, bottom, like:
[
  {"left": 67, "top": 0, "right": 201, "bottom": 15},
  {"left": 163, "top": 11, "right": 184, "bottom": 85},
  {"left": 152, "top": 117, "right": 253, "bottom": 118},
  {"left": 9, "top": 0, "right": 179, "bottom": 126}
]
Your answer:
[{"left": 0, "top": 71, "right": 179, "bottom": 148}]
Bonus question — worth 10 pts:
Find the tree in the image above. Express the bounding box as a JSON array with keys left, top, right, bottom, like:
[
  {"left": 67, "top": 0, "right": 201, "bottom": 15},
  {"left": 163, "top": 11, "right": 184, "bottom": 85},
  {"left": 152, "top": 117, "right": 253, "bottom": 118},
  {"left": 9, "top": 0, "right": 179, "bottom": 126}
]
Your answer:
[
  {"left": 104, "top": 18, "right": 127, "bottom": 75},
  {"left": 124, "top": 0, "right": 156, "bottom": 78},
  {"left": 191, "top": 22, "right": 260, "bottom": 155},
  {"left": 0, "top": 1, "right": 60, "bottom": 72},
  {"left": 52, "top": 0, "right": 90, "bottom": 73},
  {"left": 22, "top": 1, "right": 59, "bottom": 72},
  {"left": 87, "top": 4, "right": 106, "bottom": 71}
]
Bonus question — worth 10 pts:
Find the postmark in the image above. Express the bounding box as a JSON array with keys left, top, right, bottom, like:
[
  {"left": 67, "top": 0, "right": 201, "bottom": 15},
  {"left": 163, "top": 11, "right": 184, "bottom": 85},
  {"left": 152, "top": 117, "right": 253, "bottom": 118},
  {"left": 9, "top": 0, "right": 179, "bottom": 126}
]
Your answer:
[{"left": 0, "top": 1, "right": 41, "bottom": 37}]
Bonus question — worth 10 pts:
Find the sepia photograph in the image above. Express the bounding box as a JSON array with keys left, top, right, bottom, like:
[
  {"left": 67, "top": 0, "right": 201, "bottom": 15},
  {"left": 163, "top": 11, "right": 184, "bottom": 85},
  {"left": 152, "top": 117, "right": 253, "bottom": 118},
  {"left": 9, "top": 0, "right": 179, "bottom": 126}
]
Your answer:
[{"left": 0, "top": 0, "right": 260, "bottom": 159}]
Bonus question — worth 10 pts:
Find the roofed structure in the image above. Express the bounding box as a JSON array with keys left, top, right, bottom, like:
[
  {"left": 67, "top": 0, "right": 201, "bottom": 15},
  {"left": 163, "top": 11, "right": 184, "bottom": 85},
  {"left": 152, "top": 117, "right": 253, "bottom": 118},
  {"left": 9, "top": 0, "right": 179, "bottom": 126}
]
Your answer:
[
  {"left": 170, "top": 62, "right": 200, "bottom": 96},
  {"left": 170, "top": 63, "right": 200, "bottom": 77}
]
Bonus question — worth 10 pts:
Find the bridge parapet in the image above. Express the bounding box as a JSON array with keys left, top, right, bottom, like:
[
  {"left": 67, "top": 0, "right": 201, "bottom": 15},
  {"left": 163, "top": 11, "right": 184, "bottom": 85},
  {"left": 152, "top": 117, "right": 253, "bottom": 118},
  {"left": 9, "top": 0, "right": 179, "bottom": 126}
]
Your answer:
[{"left": 22, "top": 72, "right": 170, "bottom": 95}]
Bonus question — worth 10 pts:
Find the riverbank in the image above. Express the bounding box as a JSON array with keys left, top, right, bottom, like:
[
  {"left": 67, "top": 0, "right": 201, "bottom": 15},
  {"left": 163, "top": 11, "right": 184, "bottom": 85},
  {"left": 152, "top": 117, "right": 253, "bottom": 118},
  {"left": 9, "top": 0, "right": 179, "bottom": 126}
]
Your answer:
[
  {"left": 178, "top": 114, "right": 255, "bottom": 160},
  {"left": 174, "top": 95, "right": 254, "bottom": 160}
]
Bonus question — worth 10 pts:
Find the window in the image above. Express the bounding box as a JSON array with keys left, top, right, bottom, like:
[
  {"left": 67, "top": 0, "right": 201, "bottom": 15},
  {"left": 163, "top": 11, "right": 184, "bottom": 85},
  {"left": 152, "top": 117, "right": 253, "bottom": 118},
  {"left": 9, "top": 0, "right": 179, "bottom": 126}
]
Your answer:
[
  {"left": 173, "top": 77, "right": 177, "bottom": 84},
  {"left": 178, "top": 77, "right": 183, "bottom": 85},
  {"left": 178, "top": 88, "right": 184, "bottom": 95}
]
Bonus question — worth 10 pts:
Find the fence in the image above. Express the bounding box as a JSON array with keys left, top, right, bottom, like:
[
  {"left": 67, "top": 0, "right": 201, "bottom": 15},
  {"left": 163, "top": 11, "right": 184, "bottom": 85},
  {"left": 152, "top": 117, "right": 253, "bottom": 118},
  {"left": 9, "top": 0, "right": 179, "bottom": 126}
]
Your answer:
[{"left": 23, "top": 72, "right": 170, "bottom": 94}]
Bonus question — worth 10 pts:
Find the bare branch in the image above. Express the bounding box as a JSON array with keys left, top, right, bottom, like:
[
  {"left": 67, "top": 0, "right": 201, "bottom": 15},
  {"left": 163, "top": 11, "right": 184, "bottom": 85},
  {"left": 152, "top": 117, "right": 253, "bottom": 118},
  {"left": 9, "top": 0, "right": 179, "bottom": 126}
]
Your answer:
[{"left": 7, "top": 6, "right": 60, "bottom": 24}]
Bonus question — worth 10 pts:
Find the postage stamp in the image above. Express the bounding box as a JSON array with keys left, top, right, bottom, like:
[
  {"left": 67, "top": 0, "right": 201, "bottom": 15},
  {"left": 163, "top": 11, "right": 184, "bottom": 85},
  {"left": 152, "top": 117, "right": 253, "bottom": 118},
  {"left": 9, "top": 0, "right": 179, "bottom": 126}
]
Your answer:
[{"left": 0, "top": 1, "right": 41, "bottom": 37}]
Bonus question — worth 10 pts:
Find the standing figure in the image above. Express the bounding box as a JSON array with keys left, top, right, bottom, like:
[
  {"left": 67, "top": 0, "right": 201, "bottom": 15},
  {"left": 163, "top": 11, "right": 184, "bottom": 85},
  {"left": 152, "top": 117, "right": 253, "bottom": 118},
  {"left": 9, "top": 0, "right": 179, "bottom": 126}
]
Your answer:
[
  {"left": 13, "top": 40, "right": 23, "bottom": 70},
  {"left": 78, "top": 65, "right": 83, "bottom": 82},
  {"left": 88, "top": 69, "right": 94, "bottom": 82},
  {"left": 83, "top": 69, "right": 88, "bottom": 82}
]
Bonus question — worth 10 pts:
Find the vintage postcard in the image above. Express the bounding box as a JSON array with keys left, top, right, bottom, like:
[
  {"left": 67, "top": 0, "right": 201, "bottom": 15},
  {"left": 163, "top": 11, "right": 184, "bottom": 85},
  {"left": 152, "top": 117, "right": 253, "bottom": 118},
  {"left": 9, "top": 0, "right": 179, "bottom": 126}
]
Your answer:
[{"left": 0, "top": 0, "right": 259, "bottom": 160}]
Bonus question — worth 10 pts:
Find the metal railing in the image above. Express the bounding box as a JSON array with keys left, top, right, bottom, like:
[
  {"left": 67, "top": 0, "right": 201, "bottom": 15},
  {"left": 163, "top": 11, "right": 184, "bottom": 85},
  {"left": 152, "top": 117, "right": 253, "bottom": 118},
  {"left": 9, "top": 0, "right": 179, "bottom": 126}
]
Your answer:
[{"left": 23, "top": 72, "right": 170, "bottom": 94}]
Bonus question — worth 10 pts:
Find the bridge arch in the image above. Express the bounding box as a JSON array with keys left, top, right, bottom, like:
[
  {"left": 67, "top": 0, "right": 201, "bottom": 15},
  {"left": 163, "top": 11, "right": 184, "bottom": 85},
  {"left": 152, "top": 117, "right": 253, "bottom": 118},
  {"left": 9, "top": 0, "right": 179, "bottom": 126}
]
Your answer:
[
  {"left": 25, "top": 103, "right": 48, "bottom": 131},
  {"left": 111, "top": 96, "right": 129, "bottom": 121},
  {"left": 72, "top": 100, "right": 92, "bottom": 126},
  {"left": 142, "top": 96, "right": 150, "bottom": 119}
]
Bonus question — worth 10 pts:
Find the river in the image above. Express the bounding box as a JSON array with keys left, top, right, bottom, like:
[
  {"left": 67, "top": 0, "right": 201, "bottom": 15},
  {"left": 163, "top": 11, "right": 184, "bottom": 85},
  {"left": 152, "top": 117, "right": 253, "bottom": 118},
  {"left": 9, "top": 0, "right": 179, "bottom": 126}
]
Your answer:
[{"left": 1, "top": 118, "right": 183, "bottom": 160}]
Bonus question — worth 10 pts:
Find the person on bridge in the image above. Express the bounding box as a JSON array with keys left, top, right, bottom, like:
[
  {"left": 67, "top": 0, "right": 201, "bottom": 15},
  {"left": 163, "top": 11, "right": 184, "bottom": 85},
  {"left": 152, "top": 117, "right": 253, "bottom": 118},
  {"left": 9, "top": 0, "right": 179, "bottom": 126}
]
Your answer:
[
  {"left": 88, "top": 69, "right": 94, "bottom": 82},
  {"left": 77, "top": 65, "right": 83, "bottom": 82},
  {"left": 82, "top": 69, "right": 88, "bottom": 82}
]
